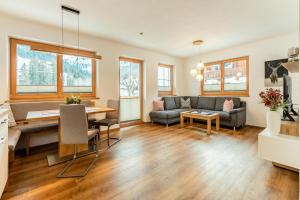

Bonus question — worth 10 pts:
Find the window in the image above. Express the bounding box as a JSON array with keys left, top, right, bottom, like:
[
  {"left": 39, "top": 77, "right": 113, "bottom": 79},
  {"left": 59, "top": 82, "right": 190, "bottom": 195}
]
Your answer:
[
  {"left": 158, "top": 63, "right": 173, "bottom": 96},
  {"left": 201, "top": 56, "right": 249, "bottom": 96},
  {"left": 63, "top": 55, "right": 93, "bottom": 93},
  {"left": 10, "top": 38, "right": 97, "bottom": 100},
  {"left": 203, "top": 63, "right": 221, "bottom": 92}
]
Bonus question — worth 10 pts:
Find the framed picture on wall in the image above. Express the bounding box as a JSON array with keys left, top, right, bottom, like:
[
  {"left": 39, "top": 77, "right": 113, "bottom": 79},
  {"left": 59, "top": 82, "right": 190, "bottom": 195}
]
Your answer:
[{"left": 265, "top": 58, "right": 288, "bottom": 87}]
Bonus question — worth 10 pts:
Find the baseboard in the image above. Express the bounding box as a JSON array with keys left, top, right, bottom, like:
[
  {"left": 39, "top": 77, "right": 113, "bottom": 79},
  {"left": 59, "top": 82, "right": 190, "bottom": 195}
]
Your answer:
[
  {"left": 120, "top": 121, "right": 144, "bottom": 128},
  {"left": 245, "top": 124, "right": 265, "bottom": 129},
  {"left": 272, "top": 162, "right": 299, "bottom": 173}
]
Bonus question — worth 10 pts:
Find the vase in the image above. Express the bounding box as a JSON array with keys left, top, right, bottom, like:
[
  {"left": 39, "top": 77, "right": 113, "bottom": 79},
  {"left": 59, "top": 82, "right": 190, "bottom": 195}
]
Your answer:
[{"left": 266, "top": 110, "right": 281, "bottom": 135}]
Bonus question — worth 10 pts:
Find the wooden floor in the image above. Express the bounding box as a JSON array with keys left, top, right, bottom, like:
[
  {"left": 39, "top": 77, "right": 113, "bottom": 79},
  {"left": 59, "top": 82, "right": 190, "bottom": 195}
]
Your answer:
[{"left": 2, "top": 124, "right": 299, "bottom": 200}]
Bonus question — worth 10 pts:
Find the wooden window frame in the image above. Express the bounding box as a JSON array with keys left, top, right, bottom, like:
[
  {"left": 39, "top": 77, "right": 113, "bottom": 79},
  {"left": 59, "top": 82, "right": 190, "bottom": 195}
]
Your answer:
[
  {"left": 200, "top": 56, "right": 249, "bottom": 97},
  {"left": 10, "top": 38, "right": 97, "bottom": 101},
  {"left": 158, "top": 63, "right": 174, "bottom": 97},
  {"left": 119, "top": 56, "right": 144, "bottom": 122}
]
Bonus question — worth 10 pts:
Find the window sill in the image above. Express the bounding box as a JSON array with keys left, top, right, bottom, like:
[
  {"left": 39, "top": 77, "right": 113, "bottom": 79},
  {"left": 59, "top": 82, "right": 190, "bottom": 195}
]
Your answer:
[
  {"left": 158, "top": 91, "right": 174, "bottom": 97},
  {"left": 8, "top": 96, "right": 100, "bottom": 103}
]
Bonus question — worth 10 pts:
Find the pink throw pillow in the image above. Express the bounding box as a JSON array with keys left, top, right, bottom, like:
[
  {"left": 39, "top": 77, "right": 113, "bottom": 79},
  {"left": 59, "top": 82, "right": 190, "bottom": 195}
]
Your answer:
[
  {"left": 153, "top": 100, "right": 164, "bottom": 111},
  {"left": 223, "top": 99, "right": 234, "bottom": 112}
]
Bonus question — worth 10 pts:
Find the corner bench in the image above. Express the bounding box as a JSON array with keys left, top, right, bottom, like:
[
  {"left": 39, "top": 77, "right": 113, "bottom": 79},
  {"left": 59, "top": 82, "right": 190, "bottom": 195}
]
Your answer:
[{"left": 8, "top": 100, "right": 95, "bottom": 161}]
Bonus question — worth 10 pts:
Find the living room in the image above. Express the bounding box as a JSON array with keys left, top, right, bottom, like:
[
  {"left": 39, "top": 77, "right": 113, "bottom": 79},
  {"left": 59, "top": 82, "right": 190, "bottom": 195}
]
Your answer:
[{"left": 0, "top": 0, "right": 299, "bottom": 199}]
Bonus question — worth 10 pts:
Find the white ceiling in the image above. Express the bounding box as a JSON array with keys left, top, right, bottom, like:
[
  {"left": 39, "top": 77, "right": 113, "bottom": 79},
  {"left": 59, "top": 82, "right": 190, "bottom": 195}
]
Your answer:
[{"left": 0, "top": 0, "right": 298, "bottom": 58}]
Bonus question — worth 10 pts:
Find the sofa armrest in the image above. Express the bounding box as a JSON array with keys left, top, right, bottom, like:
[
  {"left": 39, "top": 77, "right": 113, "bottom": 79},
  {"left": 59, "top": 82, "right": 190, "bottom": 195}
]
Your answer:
[
  {"left": 240, "top": 101, "right": 246, "bottom": 108},
  {"left": 229, "top": 107, "right": 245, "bottom": 114}
]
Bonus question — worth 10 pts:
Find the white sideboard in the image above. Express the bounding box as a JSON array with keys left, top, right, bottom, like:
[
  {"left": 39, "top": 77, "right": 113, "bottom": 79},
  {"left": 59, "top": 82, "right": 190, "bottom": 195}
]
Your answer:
[
  {"left": 0, "top": 109, "right": 8, "bottom": 198},
  {"left": 258, "top": 128, "right": 300, "bottom": 170}
]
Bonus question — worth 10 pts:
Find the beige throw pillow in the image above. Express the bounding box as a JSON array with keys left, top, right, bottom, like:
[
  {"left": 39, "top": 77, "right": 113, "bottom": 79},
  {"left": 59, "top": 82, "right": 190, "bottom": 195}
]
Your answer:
[
  {"left": 223, "top": 99, "right": 234, "bottom": 113},
  {"left": 153, "top": 100, "right": 164, "bottom": 111}
]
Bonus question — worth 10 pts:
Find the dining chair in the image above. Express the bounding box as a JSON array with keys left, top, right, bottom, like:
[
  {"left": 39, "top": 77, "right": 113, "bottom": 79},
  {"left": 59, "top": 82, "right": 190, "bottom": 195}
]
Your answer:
[
  {"left": 57, "top": 104, "right": 99, "bottom": 178},
  {"left": 92, "top": 99, "right": 120, "bottom": 147}
]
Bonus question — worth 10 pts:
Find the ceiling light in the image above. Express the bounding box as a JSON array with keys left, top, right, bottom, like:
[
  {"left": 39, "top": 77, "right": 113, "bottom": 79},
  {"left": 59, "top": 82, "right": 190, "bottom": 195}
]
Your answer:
[{"left": 190, "top": 40, "right": 205, "bottom": 81}]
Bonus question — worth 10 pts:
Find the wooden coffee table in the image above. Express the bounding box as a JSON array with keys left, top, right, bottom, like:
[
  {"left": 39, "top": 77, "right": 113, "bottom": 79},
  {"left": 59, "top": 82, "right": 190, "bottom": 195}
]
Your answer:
[{"left": 180, "top": 111, "right": 220, "bottom": 134}]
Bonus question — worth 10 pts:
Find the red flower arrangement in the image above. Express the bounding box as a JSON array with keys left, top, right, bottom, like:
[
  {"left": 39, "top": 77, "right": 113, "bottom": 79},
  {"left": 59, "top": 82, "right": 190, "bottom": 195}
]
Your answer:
[{"left": 259, "top": 88, "right": 284, "bottom": 111}]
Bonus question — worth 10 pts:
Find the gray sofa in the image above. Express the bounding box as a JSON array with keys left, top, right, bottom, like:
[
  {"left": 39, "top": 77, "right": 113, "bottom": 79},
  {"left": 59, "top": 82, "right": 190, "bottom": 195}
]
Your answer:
[{"left": 149, "top": 96, "right": 246, "bottom": 129}]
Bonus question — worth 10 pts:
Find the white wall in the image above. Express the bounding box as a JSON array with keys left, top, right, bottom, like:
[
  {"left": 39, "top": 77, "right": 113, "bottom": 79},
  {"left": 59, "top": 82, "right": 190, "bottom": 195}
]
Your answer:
[
  {"left": 183, "top": 32, "right": 299, "bottom": 127},
  {"left": 0, "top": 13, "right": 185, "bottom": 122}
]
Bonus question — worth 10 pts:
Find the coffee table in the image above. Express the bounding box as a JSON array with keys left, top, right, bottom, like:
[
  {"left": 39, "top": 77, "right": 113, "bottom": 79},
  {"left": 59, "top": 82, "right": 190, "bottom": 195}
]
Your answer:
[{"left": 180, "top": 111, "right": 220, "bottom": 134}]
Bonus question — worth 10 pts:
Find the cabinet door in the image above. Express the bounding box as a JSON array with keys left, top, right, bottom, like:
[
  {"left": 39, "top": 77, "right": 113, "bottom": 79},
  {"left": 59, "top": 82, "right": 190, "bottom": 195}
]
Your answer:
[
  {"left": 0, "top": 137, "right": 8, "bottom": 197},
  {"left": 0, "top": 116, "right": 8, "bottom": 138}
]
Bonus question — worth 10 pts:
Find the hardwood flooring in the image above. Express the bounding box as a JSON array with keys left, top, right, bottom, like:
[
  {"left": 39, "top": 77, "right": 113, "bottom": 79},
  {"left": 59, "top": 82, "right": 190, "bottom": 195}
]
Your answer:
[{"left": 2, "top": 124, "right": 299, "bottom": 200}]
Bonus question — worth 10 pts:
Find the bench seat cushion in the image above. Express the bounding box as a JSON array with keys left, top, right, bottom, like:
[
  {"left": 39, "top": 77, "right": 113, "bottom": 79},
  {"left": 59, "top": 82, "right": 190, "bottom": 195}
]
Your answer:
[
  {"left": 17, "top": 120, "right": 59, "bottom": 134},
  {"left": 8, "top": 127, "right": 21, "bottom": 151}
]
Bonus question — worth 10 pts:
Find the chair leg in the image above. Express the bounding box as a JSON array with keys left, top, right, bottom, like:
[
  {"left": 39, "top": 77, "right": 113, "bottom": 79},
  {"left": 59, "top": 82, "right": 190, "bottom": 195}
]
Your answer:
[
  {"left": 57, "top": 141, "right": 99, "bottom": 178},
  {"left": 106, "top": 125, "right": 121, "bottom": 147}
]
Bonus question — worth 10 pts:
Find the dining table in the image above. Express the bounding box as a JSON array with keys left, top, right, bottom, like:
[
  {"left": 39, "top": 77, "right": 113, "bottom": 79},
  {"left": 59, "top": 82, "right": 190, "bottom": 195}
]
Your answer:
[{"left": 26, "top": 106, "right": 116, "bottom": 166}]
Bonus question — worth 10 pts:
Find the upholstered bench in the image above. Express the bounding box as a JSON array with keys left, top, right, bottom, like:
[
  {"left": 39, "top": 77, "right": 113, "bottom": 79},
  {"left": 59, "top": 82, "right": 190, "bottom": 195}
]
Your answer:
[
  {"left": 8, "top": 127, "right": 21, "bottom": 161},
  {"left": 9, "top": 100, "right": 95, "bottom": 156}
]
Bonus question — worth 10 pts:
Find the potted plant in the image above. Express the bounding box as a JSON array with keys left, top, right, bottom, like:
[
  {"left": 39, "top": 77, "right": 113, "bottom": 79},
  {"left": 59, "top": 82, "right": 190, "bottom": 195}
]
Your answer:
[
  {"left": 259, "top": 88, "right": 285, "bottom": 135},
  {"left": 65, "top": 95, "right": 82, "bottom": 105}
]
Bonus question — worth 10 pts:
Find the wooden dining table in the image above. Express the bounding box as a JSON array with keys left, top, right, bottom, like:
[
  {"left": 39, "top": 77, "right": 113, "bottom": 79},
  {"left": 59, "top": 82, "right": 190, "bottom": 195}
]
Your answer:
[{"left": 26, "top": 106, "right": 116, "bottom": 166}]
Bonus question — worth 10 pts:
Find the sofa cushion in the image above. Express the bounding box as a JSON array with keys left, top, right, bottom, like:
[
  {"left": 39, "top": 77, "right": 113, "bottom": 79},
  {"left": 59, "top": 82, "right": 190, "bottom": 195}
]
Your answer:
[
  {"left": 190, "top": 96, "right": 199, "bottom": 109},
  {"left": 215, "top": 97, "right": 241, "bottom": 111},
  {"left": 162, "top": 97, "right": 177, "bottom": 110},
  {"left": 216, "top": 111, "right": 232, "bottom": 121},
  {"left": 150, "top": 109, "right": 188, "bottom": 119},
  {"left": 197, "top": 109, "right": 231, "bottom": 121},
  {"left": 8, "top": 127, "right": 21, "bottom": 151},
  {"left": 17, "top": 120, "right": 59, "bottom": 134},
  {"left": 198, "top": 97, "right": 216, "bottom": 110},
  {"left": 174, "top": 96, "right": 182, "bottom": 108}
]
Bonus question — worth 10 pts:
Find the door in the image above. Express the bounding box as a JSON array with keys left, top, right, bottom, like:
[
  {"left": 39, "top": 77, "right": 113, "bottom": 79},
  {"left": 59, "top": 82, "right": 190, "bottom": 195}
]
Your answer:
[{"left": 119, "top": 57, "right": 143, "bottom": 122}]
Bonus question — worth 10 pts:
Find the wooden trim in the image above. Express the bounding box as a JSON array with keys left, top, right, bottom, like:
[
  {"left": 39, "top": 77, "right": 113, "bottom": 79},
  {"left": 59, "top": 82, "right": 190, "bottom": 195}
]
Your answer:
[
  {"left": 119, "top": 57, "right": 142, "bottom": 63},
  {"left": 119, "top": 57, "right": 144, "bottom": 122},
  {"left": 272, "top": 162, "right": 299, "bottom": 172},
  {"left": 120, "top": 120, "right": 144, "bottom": 128},
  {"left": 158, "top": 63, "right": 174, "bottom": 96},
  {"left": 12, "top": 38, "right": 101, "bottom": 59},
  {"left": 200, "top": 56, "right": 249, "bottom": 97},
  {"left": 9, "top": 38, "right": 97, "bottom": 100},
  {"left": 7, "top": 96, "right": 100, "bottom": 103},
  {"left": 120, "top": 96, "right": 140, "bottom": 99}
]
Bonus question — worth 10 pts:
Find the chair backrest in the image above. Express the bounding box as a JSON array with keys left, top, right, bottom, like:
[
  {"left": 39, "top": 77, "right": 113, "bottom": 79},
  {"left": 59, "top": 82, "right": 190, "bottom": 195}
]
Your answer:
[
  {"left": 106, "top": 99, "right": 120, "bottom": 120},
  {"left": 59, "top": 104, "right": 88, "bottom": 145}
]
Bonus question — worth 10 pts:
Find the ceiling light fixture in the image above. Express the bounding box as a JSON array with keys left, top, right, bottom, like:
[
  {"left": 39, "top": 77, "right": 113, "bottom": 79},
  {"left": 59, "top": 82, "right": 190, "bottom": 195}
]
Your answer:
[
  {"left": 30, "top": 5, "right": 101, "bottom": 60},
  {"left": 190, "top": 40, "right": 204, "bottom": 81}
]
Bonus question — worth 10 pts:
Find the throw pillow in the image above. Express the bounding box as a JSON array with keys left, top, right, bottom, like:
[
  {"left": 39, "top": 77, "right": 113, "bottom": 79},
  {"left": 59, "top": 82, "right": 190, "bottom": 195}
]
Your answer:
[
  {"left": 153, "top": 100, "right": 164, "bottom": 111},
  {"left": 0, "top": 103, "right": 17, "bottom": 127},
  {"left": 223, "top": 99, "right": 234, "bottom": 112},
  {"left": 181, "top": 98, "right": 191, "bottom": 109}
]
